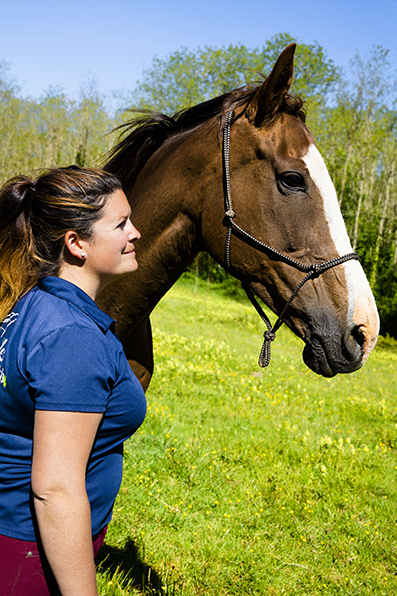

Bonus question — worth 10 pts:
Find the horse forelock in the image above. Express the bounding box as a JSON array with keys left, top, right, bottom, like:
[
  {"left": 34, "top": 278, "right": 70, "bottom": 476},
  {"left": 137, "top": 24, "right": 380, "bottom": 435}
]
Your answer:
[{"left": 104, "top": 83, "right": 305, "bottom": 195}]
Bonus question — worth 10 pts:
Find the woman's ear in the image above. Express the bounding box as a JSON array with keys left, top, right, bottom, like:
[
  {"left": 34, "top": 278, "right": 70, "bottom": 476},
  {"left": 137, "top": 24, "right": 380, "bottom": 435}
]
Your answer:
[{"left": 64, "top": 231, "right": 87, "bottom": 260}]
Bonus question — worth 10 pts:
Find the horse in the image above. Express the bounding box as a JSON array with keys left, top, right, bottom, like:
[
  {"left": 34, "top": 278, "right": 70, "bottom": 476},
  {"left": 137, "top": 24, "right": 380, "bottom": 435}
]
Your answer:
[{"left": 97, "top": 43, "right": 379, "bottom": 391}]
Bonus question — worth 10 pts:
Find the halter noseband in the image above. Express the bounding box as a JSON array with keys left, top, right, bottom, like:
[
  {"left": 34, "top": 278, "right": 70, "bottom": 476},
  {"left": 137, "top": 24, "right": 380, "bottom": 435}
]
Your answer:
[{"left": 222, "top": 103, "right": 359, "bottom": 368}]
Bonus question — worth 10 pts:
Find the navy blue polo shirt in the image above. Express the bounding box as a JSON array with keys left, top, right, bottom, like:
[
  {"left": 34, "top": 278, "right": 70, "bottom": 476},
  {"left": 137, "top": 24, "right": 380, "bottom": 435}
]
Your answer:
[{"left": 0, "top": 276, "right": 146, "bottom": 541}]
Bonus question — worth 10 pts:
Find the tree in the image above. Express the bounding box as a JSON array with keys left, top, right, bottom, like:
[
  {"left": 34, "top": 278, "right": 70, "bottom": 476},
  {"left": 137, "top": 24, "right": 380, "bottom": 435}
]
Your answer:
[
  {"left": 0, "top": 61, "right": 32, "bottom": 180},
  {"left": 125, "top": 33, "right": 340, "bottom": 117},
  {"left": 0, "top": 75, "right": 116, "bottom": 186},
  {"left": 314, "top": 47, "right": 397, "bottom": 332},
  {"left": 72, "top": 78, "right": 115, "bottom": 167}
]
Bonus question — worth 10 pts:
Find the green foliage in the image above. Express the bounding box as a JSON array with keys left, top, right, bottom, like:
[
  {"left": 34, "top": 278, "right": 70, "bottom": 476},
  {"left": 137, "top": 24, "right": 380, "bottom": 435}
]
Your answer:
[
  {"left": 128, "top": 33, "right": 339, "bottom": 115},
  {"left": 0, "top": 71, "right": 116, "bottom": 185},
  {"left": 96, "top": 279, "right": 397, "bottom": 595}
]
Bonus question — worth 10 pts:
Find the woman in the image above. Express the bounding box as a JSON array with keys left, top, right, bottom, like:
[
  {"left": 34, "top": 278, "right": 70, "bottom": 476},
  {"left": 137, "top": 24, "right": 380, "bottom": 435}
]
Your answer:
[{"left": 0, "top": 166, "right": 146, "bottom": 595}]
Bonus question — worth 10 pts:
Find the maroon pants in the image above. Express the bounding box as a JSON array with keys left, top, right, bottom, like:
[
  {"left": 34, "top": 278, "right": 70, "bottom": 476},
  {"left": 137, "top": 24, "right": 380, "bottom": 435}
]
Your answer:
[{"left": 0, "top": 527, "right": 107, "bottom": 596}]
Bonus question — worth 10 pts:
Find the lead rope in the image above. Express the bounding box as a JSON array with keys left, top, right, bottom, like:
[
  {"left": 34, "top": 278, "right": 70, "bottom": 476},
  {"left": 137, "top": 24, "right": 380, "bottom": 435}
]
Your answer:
[{"left": 222, "top": 103, "right": 360, "bottom": 368}]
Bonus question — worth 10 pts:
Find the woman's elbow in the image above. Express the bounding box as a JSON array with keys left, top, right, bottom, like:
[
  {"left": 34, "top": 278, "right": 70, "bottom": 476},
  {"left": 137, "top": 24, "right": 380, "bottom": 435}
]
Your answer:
[{"left": 31, "top": 474, "right": 86, "bottom": 507}]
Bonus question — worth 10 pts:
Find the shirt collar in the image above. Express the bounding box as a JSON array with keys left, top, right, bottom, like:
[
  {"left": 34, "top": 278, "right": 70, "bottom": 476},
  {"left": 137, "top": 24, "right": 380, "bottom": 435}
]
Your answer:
[{"left": 38, "top": 277, "right": 116, "bottom": 334}]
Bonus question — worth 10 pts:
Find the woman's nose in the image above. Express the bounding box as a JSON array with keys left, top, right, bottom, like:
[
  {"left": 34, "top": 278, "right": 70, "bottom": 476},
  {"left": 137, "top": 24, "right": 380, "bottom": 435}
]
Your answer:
[{"left": 127, "top": 219, "right": 141, "bottom": 241}]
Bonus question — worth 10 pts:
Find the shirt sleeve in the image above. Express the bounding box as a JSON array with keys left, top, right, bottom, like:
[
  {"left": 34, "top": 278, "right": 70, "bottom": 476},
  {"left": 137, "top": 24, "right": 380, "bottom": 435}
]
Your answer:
[{"left": 26, "top": 325, "right": 115, "bottom": 412}]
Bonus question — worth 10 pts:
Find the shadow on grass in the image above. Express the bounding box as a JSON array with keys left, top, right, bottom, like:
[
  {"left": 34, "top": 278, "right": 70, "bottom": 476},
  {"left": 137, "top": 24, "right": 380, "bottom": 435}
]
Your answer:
[{"left": 96, "top": 539, "right": 183, "bottom": 595}]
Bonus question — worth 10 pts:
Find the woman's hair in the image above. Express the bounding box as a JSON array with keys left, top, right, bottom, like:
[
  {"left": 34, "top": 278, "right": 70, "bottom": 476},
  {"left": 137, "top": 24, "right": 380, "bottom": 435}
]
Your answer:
[{"left": 0, "top": 165, "right": 122, "bottom": 321}]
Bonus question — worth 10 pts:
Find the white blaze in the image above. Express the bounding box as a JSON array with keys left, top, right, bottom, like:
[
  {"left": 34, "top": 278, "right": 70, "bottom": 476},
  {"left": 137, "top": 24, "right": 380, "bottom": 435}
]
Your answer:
[{"left": 302, "top": 144, "right": 379, "bottom": 350}]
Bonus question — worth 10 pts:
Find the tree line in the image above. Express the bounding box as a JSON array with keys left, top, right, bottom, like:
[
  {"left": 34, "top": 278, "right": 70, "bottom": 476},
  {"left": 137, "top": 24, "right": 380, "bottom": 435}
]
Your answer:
[{"left": 1, "top": 33, "right": 396, "bottom": 336}]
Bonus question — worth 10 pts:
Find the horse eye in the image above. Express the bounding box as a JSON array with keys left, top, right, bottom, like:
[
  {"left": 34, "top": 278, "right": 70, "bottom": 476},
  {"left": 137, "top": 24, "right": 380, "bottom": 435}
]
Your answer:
[{"left": 279, "top": 172, "right": 305, "bottom": 192}]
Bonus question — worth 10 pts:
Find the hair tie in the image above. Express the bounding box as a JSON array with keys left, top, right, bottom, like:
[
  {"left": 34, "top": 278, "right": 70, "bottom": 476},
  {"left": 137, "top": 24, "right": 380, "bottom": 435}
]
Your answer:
[{"left": 19, "top": 180, "right": 36, "bottom": 212}]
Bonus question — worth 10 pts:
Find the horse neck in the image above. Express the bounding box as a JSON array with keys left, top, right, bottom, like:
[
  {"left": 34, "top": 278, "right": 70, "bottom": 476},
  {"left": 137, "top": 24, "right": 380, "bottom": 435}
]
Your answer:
[{"left": 98, "top": 119, "right": 222, "bottom": 331}]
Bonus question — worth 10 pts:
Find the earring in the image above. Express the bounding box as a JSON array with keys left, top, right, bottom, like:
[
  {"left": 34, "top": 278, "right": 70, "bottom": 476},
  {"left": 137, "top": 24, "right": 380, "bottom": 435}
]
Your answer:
[{"left": 81, "top": 252, "right": 86, "bottom": 259}]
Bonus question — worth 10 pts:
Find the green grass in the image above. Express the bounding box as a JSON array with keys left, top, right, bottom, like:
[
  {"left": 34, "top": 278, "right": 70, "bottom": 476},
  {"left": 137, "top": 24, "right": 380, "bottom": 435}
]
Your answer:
[{"left": 96, "top": 278, "right": 397, "bottom": 595}]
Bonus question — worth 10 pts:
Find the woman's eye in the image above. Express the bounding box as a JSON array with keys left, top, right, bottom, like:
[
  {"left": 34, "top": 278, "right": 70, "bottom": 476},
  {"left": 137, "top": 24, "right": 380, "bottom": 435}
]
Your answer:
[{"left": 279, "top": 172, "right": 305, "bottom": 192}]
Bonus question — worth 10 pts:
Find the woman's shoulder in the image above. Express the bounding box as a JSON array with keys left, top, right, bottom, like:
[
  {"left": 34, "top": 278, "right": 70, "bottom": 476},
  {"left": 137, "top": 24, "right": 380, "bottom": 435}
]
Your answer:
[
  {"left": 15, "top": 285, "right": 95, "bottom": 338},
  {"left": 9, "top": 282, "right": 116, "bottom": 366},
  {"left": 17, "top": 293, "right": 119, "bottom": 389},
  {"left": 18, "top": 278, "right": 113, "bottom": 337}
]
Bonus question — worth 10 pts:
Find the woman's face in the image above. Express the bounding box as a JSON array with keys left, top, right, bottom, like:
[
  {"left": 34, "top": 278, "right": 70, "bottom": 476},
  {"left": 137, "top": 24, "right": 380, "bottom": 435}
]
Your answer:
[{"left": 83, "top": 189, "right": 141, "bottom": 285}]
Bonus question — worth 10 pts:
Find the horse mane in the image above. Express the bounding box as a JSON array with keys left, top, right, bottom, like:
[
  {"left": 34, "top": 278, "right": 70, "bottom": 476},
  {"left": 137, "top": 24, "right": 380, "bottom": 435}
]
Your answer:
[{"left": 104, "top": 84, "right": 305, "bottom": 196}]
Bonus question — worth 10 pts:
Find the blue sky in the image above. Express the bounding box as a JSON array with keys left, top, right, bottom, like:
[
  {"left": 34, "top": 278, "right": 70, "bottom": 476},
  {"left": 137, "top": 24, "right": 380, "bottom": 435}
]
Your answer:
[{"left": 0, "top": 0, "right": 396, "bottom": 100}]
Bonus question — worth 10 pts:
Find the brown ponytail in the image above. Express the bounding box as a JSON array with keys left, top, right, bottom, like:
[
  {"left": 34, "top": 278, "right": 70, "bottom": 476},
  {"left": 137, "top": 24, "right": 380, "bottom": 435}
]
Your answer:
[{"left": 0, "top": 166, "right": 122, "bottom": 321}]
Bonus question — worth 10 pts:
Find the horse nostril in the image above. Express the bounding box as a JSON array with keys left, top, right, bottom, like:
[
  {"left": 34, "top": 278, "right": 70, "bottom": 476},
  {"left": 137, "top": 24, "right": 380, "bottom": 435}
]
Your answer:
[
  {"left": 351, "top": 324, "right": 365, "bottom": 349},
  {"left": 342, "top": 324, "right": 365, "bottom": 363}
]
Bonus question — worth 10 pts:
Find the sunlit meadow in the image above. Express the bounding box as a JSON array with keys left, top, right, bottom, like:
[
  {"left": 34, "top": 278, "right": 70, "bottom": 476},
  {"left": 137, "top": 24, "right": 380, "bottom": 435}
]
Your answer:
[{"left": 96, "top": 278, "right": 397, "bottom": 596}]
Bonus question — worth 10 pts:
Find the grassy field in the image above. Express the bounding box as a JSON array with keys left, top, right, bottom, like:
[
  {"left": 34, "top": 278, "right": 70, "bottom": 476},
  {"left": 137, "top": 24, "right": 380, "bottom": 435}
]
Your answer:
[{"left": 96, "top": 278, "right": 397, "bottom": 596}]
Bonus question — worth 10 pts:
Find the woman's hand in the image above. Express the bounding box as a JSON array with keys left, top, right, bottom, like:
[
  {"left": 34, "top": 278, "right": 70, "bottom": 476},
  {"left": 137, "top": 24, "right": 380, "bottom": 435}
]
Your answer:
[{"left": 32, "top": 410, "right": 103, "bottom": 596}]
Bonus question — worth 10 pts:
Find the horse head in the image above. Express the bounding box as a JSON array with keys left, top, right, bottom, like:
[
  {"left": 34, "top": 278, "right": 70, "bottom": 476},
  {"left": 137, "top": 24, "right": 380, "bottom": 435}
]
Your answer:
[{"left": 200, "top": 44, "right": 379, "bottom": 377}]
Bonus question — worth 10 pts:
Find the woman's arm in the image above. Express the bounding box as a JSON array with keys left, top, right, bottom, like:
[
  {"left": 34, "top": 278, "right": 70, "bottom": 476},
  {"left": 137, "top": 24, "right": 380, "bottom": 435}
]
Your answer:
[{"left": 32, "top": 410, "right": 104, "bottom": 596}]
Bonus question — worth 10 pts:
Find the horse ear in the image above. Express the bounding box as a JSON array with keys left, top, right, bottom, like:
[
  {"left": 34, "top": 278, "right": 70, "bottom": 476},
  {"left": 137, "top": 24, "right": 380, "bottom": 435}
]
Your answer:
[{"left": 246, "top": 43, "right": 296, "bottom": 126}]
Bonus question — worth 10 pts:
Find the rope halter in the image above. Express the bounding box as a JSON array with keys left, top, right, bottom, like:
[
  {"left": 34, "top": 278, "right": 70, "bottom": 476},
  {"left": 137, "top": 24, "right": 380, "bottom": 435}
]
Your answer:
[{"left": 222, "top": 103, "right": 359, "bottom": 368}]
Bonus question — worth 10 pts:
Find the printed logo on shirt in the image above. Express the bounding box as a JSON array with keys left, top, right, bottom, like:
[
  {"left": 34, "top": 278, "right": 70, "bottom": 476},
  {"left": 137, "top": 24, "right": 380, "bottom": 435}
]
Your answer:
[{"left": 0, "top": 312, "right": 19, "bottom": 387}]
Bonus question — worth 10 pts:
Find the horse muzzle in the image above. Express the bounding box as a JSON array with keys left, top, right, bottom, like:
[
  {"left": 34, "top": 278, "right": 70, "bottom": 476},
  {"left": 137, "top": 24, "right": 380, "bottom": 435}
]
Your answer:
[{"left": 302, "top": 321, "right": 377, "bottom": 377}]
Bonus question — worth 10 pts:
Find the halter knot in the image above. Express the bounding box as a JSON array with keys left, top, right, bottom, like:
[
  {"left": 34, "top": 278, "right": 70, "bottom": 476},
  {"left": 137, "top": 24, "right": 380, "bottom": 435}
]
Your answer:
[
  {"left": 263, "top": 330, "right": 276, "bottom": 342},
  {"left": 309, "top": 263, "right": 321, "bottom": 274},
  {"left": 225, "top": 209, "right": 235, "bottom": 219}
]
